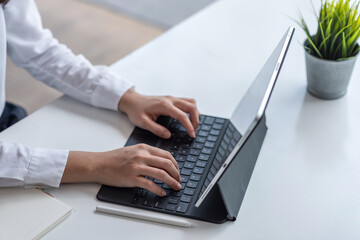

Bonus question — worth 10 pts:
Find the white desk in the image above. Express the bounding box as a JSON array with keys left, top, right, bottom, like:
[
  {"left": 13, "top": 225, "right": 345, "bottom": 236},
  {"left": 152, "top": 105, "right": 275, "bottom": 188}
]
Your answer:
[{"left": 1, "top": 0, "right": 360, "bottom": 239}]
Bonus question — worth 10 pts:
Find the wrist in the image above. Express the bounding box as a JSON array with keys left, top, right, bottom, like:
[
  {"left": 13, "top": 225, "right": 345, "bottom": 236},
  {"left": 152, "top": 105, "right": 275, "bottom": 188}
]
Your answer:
[
  {"left": 118, "top": 88, "right": 139, "bottom": 114},
  {"left": 61, "top": 151, "right": 102, "bottom": 183}
]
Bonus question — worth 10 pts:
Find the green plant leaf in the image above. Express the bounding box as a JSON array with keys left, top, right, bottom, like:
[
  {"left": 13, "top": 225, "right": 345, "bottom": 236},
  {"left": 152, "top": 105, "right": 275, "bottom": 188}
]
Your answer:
[
  {"left": 295, "top": 0, "right": 360, "bottom": 60},
  {"left": 342, "top": 32, "right": 347, "bottom": 56}
]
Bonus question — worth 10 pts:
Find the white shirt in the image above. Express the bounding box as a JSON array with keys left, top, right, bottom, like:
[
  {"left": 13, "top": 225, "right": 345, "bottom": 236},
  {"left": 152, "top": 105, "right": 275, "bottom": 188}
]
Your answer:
[{"left": 0, "top": 0, "right": 133, "bottom": 188}]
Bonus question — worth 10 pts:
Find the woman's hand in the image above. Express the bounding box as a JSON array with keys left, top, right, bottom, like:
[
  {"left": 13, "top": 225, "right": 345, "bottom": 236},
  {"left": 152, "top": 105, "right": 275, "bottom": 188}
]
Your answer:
[
  {"left": 62, "top": 144, "right": 181, "bottom": 196},
  {"left": 118, "top": 88, "right": 200, "bottom": 139}
]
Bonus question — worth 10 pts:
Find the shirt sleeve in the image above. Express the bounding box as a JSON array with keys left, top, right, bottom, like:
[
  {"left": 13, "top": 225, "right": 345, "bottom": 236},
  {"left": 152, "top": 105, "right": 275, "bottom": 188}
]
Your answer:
[
  {"left": 0, "top": 141, "right": 69, "bottom": 188},
  {"left": 3, "top": 0, "right": 134, "bottom": 111}
]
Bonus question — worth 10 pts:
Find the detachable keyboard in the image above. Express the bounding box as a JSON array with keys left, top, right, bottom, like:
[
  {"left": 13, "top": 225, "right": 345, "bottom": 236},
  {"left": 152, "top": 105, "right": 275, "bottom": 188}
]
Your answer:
[{"left": 128, "top": 115, "right": 241, "bottom": 215}]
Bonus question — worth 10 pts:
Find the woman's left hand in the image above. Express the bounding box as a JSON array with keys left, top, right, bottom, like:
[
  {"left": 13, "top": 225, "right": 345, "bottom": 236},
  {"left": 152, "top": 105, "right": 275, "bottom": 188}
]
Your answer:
[{"left": 118, "top": 88, "right": 200, "bottom": 139}]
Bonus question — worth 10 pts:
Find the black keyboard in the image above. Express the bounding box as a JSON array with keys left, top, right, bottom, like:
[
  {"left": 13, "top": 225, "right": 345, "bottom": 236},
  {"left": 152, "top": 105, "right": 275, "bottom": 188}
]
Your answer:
[{"left": 130, "top": 115, "right": 241, "bottom": 214}]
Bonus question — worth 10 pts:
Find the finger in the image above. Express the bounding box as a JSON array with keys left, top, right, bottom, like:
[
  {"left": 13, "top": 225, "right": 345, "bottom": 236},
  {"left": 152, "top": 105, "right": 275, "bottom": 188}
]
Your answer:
[
  {"left": 141, "top": 117, "right": 171, "bottom": 139},
  {"left": 163, "top": 104, "right": 195, "bottom": 138},
  {"left": 140, "top": 166, "right": 182, "bottom": 191},
  {"left": 137, "top": 177, "right": 166, "bottom": 196},
  {"left": 146, "top": 146, "right": 179, "bottom": 171},
  {"left": 179, "top": 98, "right": 202, "bottom": 115},
  {"left": 144, "top": 155, "right": 181, "bottom": 183},
  {"left": 179, "top": 97, "right": 196, "bottom": 104},
  {"left": 174, "top": 99, "right": 200, "bottom": 132}
]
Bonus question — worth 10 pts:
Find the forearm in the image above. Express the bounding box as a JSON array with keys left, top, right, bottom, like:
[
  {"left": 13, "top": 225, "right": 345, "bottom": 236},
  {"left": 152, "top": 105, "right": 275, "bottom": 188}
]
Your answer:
[
  {"left": 61, "top": 151, "right": 101, "bottom": 184},
  {"left": 5, "top": 0, "right": 133, "bottom": 111},
  {"left": 60, "top": 145, "right": 181, "bottom": 196}
]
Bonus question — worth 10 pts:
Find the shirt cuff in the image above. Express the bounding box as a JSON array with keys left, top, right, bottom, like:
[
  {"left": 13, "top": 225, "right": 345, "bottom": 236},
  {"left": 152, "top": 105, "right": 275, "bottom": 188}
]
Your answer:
[
  {"left": 25, "top": 148, "right": 69, "bottom": 188},
  {"left": 91, "top": 66, "right": 134, "bottom": 111}
]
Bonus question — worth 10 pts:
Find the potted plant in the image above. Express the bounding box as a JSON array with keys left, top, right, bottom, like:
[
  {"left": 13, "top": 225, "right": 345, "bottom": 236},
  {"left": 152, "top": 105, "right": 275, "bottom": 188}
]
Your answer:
[{"left": 298, "top": 0, "right": 360, "bottom": 99}]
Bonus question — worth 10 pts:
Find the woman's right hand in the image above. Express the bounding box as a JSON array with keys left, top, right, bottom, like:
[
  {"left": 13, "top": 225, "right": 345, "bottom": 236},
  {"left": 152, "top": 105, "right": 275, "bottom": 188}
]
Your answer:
[{"left": 61, "top": 144, "right": 181, "bottom": 197}]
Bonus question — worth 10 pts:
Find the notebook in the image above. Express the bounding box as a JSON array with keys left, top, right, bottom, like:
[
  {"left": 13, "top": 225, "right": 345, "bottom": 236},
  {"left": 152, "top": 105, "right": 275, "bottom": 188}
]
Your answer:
[{"left": 0, "top": 188, "right": 71, "bottom": 240}]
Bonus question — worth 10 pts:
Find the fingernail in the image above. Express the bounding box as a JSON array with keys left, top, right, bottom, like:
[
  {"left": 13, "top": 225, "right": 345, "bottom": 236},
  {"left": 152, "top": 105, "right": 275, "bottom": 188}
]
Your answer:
[
  {"left": 191, "top": 131, "right": 196, "bottom": 138},
  {"left": 161, "top": 190, "right": 166, "bottom": 196},
  {"left": 177, "top": 183, "right": 182, "bottom": 189}
]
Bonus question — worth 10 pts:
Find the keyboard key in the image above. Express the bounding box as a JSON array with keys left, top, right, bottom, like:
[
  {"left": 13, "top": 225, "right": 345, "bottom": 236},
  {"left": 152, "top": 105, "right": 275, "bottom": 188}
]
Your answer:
[
  {"left": 176, "top": 203, "right": 189, "bottom": 213},
  {"left": 162, "top": 183, "right": 171, "bottom": 190},
  {"left": 207, "top": 135, "right": 218, "bottom": 142},
  {"left": 176, "top": 155, "right": 186, "bottom": 162},
  {"left": 223, "top": 135, "right": 231, "bottom": 145},
  {"left": 134, "top": 188, "right": 142, "bottom": 197},
  {"left": 154, "top": 179, "right": 163, "bottom": 184},
  {"left": 204, "top": 179, "right": 210, "bottom": 187},
  {"left": 215, "top": 153, "right": 222, "bottom": 162},
  {"left": 180, "top": 195, "right": 192, "bottom": 203},
  {"left": 182, "top": 143, "right": 192, "bottom": 149},
  {"left": 193, "top": 143, "right": 203, "bottom": 149},
  {"left": 201, "top": 125, "right": 211, "bottom": 131},
  {"left": 193, "top": 167, "right": 204, "bottom": 175},
  {"left": 190, "top": 174, "right": 201, "bottom": 181},
  {"left": 230, "top": 139, "right": 237, "bottom": 148},
  {"left": 196, "top": 160, "right": 207, "bottom": 168},
  {"left": 229, "top": 123, "right": 235, "bottom": 132},
  {"left": 200, "top": 186, "right": 206, "bottom": 195},
  {"left": 199, "top": 115, "right": 205, "bottom": 124},
  {"left": 220, "top": 141, "right": 228, "bottom": 150},
  {"left": 210, "top": 166, "right": 217, "bottom": 175},
  {"left": 164, "top": 190, "right": 171, "bottom": 197},
  {"left": 199, "top": 154, "right": 210, "bottom": 161},
  {"left": 225, "top": 128, "right": 233, "bottom": 138},
  {"left": 178, "top": 125, "right": 187, "bottom": 132},
  {"left": 204, "top": 141, "right": 215, "bottom": 148},
  {"left": 190, "top": 149, "right": 201, "bottom": 156},
  {"left": 207, "top": 172, "right": 214, "bottom": 181},
  {"left": 213, "top": 160, "right": 221, "bottom": 170},
  {"left": 165, "top": 204, "right": 176, "bottom": 211},
  {"left": 181, "top": 168, "right": 192, "bottom": 176},
  {"left": 204, "top": 116, "right": 215, "bottom": 125},
  {"left": 178, "top": 162, "right": 184, "bottom": 169},
  {"left": 132, "top": 196, "right": 139, "bottom": 204},
  {"left": 195, "top": 136, "right": 206, "bottom": 143},
  {"left": 140, "top": 189, "right": 148, "bottom": 198},
  {"left": 154, "top": 197, "right": 167, "bottom": 209},
  {"left": 234, "top": 131, "right": 241, "bottom": 141},
  {"left": 187, "top": 181, "right": 198, "bottom": 188},
  {"left": 171, "top": 190, "right": 182, "bottom": 197},
  {"left": 170, "top": 123, "right": 180, "bottom": 130},
  {"left": 184, "top": 162, "right": 195, "bottom": 169},
  {"left": 168, "top": 197, "right": 179, "bottom": 204},
  {"left": 213, "top": 123, "right": 223, "bottom": 130},
  {"left": 187, "top": 155, "right": 197, "bottom": 162},
  {"left": 170, "top": 145, "right": 180, "bottom": 151},
  {"left": 198, "top": 131, "right": 209, "bottom": 137},
  {"left": 202, "top": 148, "right": 212, "bottom": 155},
  {"left": 218, "top": 146, "right": 226, "bottom": 157},
  {"left": 215, "top": 118, "right": 225, "bottom": 124},
  {"left": 180, "top": 149, "right": 190, "bottom": 155},
  {"left": 181, "top": 182, "right": 186, "bottom": 189},
  {"left": 181, "top": 176, "right": 189, "bottom": 182},
  {"left": 143, "top": 192, "right": 156, "bottom": 207},
  {"left": 170, "top": 151, "right": 177, "bottom": 157},
  {"left": 184, "top": 188, "right": 195, "bottom": 196},
  {"left": 210, "top": 129, "right": 220, "bottom": 136}
]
